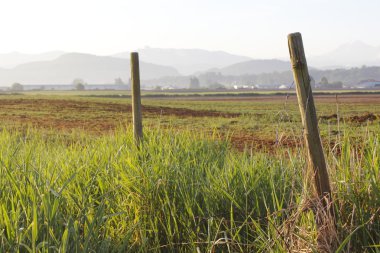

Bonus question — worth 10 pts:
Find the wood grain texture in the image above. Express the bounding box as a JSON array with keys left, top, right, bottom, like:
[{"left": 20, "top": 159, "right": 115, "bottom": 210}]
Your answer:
[{"left": 288, "top": 32, "right": 334, "bottom": 214}]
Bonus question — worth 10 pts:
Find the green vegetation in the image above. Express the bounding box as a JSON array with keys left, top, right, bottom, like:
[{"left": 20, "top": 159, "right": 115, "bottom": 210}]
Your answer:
[
  {"left": 11, "top": 83, "right": 24, "bottom": 91},
  {"left": 0, "top": 92, "right": 378, "bottom": 252},
  {"left": 0, "top": 127, "right": 379, "bottom": 252}
]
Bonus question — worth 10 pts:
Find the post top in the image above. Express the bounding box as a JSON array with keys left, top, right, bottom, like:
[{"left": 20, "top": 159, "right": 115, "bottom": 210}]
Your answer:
[
  {"left": 287, "top": 32, "right": 302, "bottom": 39},
  {"left": 131, "top": 52, "right": 139, "bottom": 56}
]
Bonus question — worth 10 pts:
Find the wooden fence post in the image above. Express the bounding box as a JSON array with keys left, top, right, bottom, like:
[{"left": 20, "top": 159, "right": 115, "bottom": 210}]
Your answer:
[
  {"left": 130, "top": 52, "right": 143, "bottom": 145},
  {"left": 288, "top": 33, "right": 336, "bottom": 245}
]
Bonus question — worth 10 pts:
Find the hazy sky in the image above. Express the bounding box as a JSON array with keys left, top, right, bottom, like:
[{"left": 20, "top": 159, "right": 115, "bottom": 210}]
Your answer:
[{"left": 0, "top": 0, "right": 379, "bottom": 58}]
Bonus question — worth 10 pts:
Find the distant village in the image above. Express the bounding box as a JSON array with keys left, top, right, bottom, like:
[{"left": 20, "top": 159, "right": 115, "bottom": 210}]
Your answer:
[{"left": 1, "top": 77, "right": 380, "bottom": 92}]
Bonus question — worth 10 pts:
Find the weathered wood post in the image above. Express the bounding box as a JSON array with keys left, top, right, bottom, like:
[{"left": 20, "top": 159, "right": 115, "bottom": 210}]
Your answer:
[
  {"left": 288, "top": 33, "right": 336, "bottom": 244},
  {"left": 130, "top": 52, "right": 143, "bottom": 145}
]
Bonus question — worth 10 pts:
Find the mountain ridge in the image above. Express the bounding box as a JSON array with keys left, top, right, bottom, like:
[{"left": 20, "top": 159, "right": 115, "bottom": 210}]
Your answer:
[
  {"left": 0, "top": 51, "right": 65, "bottom": 68},
  {"left": 309, "top": 40, "right": 380, "bottom": 68},
  {"left": 3, "top": 43, "right": 380, "bottom": 86},
  {"left": 113, "top": 47, "right": 252, "bottom": 75},
  {"left": 208, "top": 59, "right": 291, "bottom": 75},
  {"left": 0, "top": 53, "right": 179, "bottom": 85}
]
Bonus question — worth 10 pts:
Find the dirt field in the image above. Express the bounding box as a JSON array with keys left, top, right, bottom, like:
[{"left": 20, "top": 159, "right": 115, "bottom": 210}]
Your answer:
[
  {"left": 0, "top": 98, "right": 240, "bottom": 117},
  {"left": 0, "top": 98, "right": 240, "bottom": 132},
  {"left": 0, "top": 94, "right": 378, "bottom": 152}
]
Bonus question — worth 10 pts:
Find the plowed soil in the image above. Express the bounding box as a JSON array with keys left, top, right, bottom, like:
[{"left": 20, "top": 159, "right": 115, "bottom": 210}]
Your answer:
[
  {"left": 229, "top": 134, "right": 302, "bottom": 152},
  {"left": 0, "top": 95, "right": 377, "bottom": 152},
  {"left": 0, "top": 98, "right": 240, "bottom": 132},
  {"left": 0, "top": 98, "right": 240, "bottom": 117},
  {"left": 348, "top": 113, "right": 377, "bottom": 123}
]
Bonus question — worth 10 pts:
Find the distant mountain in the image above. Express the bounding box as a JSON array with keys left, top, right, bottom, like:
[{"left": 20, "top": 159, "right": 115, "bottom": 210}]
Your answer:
[
  {"left": 213, "top": 59, "right": 291, "bottom": 75},
  {"left": 0, "top": 53, "right": 179, "bottom": 85},
  {"left": 113, "top": 47, "right": 251, "bottom": 75},
  {"left": 5, "top": 43, "right": 380, "bottom": 87},
  {"left": 186, "top": 66, "right": 380, "bottom": 88},
  {"left": 0, "top": 51, "right": 65, "bottom": 68},
  {"left": 309, "top": 41, "right": 380, "bottom": 68},
  {"left": 309, "top": 66, "right": 380, "bottom": 85}
]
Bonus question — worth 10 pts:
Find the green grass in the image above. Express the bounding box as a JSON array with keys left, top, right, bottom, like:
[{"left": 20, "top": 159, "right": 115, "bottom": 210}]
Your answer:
[
  {"left": 0, "top": 92, "right": 378, "bottom": 252},
  {"left": 0, "top": 125, "right": 379, "bottom": 252}
]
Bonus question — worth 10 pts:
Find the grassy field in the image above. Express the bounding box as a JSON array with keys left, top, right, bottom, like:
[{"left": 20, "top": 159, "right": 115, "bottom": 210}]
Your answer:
[{"left": 0, "top": 91, "right": 379, "bottom": 252}]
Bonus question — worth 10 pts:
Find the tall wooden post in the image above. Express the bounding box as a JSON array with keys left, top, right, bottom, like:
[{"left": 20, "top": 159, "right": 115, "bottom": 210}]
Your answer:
[
  {"left": 130, "top": 52, "right": 143, "bottom": 144},
  {"left": 288, "top": 33, "right": 335, "bottom": 227}
]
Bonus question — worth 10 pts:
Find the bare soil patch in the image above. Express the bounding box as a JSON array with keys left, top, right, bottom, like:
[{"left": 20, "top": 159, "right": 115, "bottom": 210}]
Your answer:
[
  {"left": 319, "top": 114, "right": 338, "bottom": 121},
  {"left": 348, "top": 113, "right": 377, "bottom": 123},
  {"left": 0, "top": 98, "right": 240, "bottom": 117},
  {"left": 0, "top": 98, "right": 240, "bottom": 132},
  {"left": 142, "top": 105, "right": 240, "bottom": 118},
  {"left": 226, "top": 133, "right": 302, "bottom": 152}
]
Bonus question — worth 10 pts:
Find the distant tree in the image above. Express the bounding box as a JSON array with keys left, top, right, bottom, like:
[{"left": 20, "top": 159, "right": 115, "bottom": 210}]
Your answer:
[
  {"left": 199, "top": 72, "right": 222, "bottom": 87},
  {"left": 11, "top": 83, "right": 23, "bottom": 91},
  {"left": 208, "top": 82, "right": 226, "bottom": 90},
  {"left": 72, "top": 78, "right": 86, "bottom": 85},
  {"left": 75, "top": 83, "right": 85, "bottom": 91},
  {"left": 114, "top": 77, "right": 125, "bottom": 85},
  {"left": 189, "top": 76, "right": 200, "bottom": 89},
  {"left": 320, "top": 76, "right": 329, "bottom": 85},
  {"left": 310, "top": 76, "right": 316, "bottom": 88},
  {"left": 72, "top": 78, "right": 86, "bottom": 90}
]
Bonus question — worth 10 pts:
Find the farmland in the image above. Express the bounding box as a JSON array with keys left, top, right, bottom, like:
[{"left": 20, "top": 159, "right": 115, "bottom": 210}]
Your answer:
[
  {"left": 1, "top": 91, "right": 380, "bottom": 150},
  {"left": 0, "top": 91, "right": 379, "bottom": 252}
]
